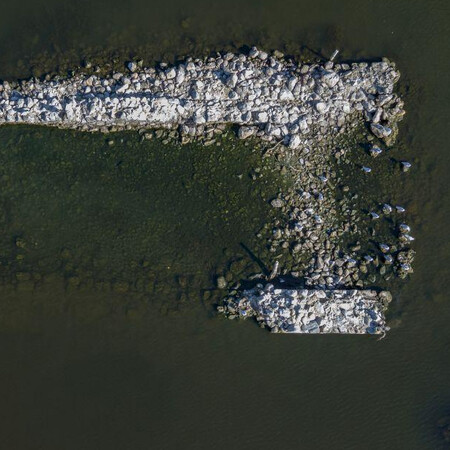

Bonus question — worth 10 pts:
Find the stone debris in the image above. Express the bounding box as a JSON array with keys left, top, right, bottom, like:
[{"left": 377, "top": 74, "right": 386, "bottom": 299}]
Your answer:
[
  {"left": 219, "top": 284, "right": 391, "bottom": 334},
  {"left": 0, "top": 48, "right": 404, "bottom": 145}
]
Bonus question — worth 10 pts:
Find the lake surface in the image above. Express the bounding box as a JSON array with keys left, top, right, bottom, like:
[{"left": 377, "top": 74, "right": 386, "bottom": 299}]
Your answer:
[{"left": 0, "top": 1, "right": 449, "bottom": 449}]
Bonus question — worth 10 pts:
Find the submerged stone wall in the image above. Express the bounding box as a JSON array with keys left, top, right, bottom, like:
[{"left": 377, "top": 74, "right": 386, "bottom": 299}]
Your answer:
[
  {"left": 0, "top": 48, "right": 404, "bottom": 146},
  {"left": 219, "top": 285, "right": 392, "bottom": 334}
]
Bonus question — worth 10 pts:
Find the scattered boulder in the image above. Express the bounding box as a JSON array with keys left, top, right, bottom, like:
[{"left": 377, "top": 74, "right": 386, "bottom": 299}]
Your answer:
[
  {"left": 127, "top": 61, "right": 138, "bottom": 72},
  {"left": 370, "top": 123, "right": 392, "bottom": 139},
  {"left": 270, "top": 198, "right": 284, "bottom": 208},
  {"left": 238, "top": 126, "right": 256, "bottom": 140},
  {"left": 216, "top": 276, "right": 227, "bottom": 290}
]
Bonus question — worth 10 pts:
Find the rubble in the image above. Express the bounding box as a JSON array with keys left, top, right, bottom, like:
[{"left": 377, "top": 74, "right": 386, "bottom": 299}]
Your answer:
[
  {"left": 219, "top": 284, "right": 391, "bottom": 334},
  {"left": 0, "top": 48, "right": 404, "bottom": 145}
]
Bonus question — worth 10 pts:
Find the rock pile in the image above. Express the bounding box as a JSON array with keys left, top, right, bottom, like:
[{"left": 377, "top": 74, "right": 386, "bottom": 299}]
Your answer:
[
  {"left": 219, "top": 284, "right": 391, "bottom": 334},
  {"left": 0, "top": 48, "right": 404, "bottom": 146}
]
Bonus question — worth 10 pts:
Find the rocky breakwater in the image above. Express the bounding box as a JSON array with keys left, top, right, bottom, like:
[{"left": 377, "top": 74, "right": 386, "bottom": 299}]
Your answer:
[
  {"left": 0, "top": 48, "right": 404, "bottom": 147},
  {"left": 219, "top": 285, "right": 392, "bottom": 334}
]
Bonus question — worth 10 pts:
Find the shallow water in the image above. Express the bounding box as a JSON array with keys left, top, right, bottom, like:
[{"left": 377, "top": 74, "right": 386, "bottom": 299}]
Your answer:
[
  {"left": 0, "top": 127, "right": 282, "bottom": 302},
  {"left": 0, "top": 1, "right": 449, "bottom": 449}
]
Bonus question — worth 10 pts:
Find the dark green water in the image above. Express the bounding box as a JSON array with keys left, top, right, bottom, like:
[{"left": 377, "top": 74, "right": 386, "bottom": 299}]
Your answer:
[
  {"left": 0, "top": 127, "right": 283, "bottom": 301},
  {"left": 0, "top": 1, "right": 449, "bottom": 449}
]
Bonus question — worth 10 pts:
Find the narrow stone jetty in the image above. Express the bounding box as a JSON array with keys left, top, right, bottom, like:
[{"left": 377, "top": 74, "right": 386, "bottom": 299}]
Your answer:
[
  {"left": 0, "top": 48, "right": 404, "bottom": 146},
  {"left": 219, "top": 285, "right": 391, "bottom": 334}
]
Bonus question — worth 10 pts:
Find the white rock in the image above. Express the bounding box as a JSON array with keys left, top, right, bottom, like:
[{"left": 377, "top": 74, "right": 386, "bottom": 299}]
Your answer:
[
  {"left": 322, "top": 72, "right": 339, "bottom": 88},
  {"left": 166, "top": 68, "right": 176, "bottom": 80},
  {"left": 288, "top": 134, "right": 301, "bottom": 149},
  {"left": 279, "top": 88, "right": 294, "bottom": 101},
  {"left": 315, "top": 102, "right": 328, "bottom": 114},
  {"left": 226, "top": 73, "right": 238, "bottom": 88},
  {"left": 256, "top": 111, "right": 269, "bottom": 122}
]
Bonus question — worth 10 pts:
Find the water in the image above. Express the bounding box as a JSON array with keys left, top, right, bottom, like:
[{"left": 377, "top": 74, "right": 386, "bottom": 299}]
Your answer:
[
  {"left": 0, "top": 1, "right": 449, "bottom": 449},
  {"left": 0, "top": 127, "right": 283, "bottom": 299}
]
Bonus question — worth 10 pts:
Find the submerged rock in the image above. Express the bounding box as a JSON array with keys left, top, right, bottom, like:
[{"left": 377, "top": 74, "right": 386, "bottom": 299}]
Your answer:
[
  {"left": 216, "top": 276, "right": 227, "bottom": 290},
  {"left": 270, "top": 198, "right": 284, "bottom": 208}
]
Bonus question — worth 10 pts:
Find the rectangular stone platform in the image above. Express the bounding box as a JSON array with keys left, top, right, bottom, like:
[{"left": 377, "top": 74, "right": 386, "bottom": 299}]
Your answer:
[{"left": 221, "top": 285, "right": 391, "bottom": 334}]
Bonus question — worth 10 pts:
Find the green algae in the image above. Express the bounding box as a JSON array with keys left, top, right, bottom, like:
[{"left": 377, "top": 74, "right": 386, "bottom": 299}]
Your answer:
[{"left": 0, "top": 126, "right": 288, "bottom": 310}]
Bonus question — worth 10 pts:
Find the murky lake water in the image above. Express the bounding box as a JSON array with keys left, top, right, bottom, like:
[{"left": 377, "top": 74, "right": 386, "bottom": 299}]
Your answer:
[{"left": 0, "top": 1, "right": 449, "bottom": 449}]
